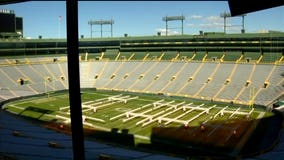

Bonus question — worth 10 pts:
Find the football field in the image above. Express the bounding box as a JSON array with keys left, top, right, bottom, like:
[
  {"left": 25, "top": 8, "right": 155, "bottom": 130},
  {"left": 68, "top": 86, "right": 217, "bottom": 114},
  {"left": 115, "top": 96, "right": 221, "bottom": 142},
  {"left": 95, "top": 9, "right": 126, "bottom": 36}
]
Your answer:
[{"left": 3, "top": 89, "right": 271, "bottom": 144}]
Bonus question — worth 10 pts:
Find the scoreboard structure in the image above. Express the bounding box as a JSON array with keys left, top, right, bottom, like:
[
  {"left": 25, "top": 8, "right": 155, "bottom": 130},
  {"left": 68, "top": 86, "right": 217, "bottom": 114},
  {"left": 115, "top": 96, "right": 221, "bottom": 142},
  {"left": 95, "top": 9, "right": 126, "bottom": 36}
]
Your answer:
[{"left": 0, "top": 9, "right": 23, "bottom": 38}]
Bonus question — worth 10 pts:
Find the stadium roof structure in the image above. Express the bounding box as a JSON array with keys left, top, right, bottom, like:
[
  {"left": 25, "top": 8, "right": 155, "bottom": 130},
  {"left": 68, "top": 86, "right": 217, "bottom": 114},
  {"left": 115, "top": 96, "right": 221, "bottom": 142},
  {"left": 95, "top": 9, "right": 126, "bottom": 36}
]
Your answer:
[{"left": 228, "top": 0, "right": 284, "bottom": 16}]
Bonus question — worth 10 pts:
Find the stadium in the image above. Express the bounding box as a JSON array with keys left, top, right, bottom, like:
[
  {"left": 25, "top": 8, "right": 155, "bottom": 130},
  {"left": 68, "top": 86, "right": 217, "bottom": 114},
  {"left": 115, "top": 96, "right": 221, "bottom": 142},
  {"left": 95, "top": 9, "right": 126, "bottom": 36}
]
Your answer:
[{"left": 1, "top": 1, "right": 284, "bottom": 160}]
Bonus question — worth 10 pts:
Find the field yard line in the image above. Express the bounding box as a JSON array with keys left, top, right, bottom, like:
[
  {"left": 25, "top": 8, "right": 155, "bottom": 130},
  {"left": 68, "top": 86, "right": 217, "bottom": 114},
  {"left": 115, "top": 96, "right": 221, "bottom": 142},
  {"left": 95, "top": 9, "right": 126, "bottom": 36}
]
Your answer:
[
  {"left": 110, "top": 103, "right": 152, "bottom": 121},
  {"left": 80, "top": 91, "right": 115, "bottom": 97},
  {"left": 45, "top": 114, "right": 58, "bottom": 119},
  {"left": 185, "top": 107, "right": 214, "bottom": 125},
  {"left": 257, "top": 112, "right": 265, "bottom": 119},
  {"left": 142, "top": 105, "right": 184, "bottom": 127},
  {"left": 5, "top": 104, "right": 25, "bottom": 110},
  {"left": 134, "top": 134, "right": 150, "bottom": 140},
  {"left": 57, "top": 111, "right": 71, "bottom": 115},
  {"left": 132, "top": 103, "right": 168, "bottom": 125},
  {"left": 135, "top": 98, "right": 156, "bottom": 102},
  {"left": 86, "top": 124, "right": 110, "bottom": 131},
  {"left": 8, "top": 94, "right": 64, "bottom": 106},
  {"left": 8, "top": 99, "right": 34, "bottom": 105}
]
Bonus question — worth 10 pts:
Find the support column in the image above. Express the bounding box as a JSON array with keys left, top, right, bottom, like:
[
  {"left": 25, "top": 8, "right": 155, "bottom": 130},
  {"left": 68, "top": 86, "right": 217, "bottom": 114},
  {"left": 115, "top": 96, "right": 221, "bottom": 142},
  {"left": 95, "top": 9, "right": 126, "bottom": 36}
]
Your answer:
[{"left": 66, "top": 0, "right": 85, "bottom": 159}]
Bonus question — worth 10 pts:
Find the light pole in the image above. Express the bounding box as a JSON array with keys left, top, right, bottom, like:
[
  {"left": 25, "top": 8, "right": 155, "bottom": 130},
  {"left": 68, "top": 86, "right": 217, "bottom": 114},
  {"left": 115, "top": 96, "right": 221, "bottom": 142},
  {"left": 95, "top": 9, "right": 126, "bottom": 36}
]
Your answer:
[
  {"left": 88, "top": 19, "right": 114, "bottom": 38},
  {"left": 220, "top": 12, "right": 231, "bottom": 34},
  {"left": 162, "top": 15, "right": 185, "bottom": 36},
  {"left": 58, "top": 16, "right": 62, "bottom": 39}
]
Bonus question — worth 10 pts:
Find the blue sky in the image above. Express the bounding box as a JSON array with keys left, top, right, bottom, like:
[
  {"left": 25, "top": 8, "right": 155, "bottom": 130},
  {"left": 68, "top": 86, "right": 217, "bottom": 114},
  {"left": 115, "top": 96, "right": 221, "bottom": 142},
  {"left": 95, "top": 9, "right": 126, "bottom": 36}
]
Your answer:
[{"left": 1, "top": 1, "right": 283, "bottom": 39}]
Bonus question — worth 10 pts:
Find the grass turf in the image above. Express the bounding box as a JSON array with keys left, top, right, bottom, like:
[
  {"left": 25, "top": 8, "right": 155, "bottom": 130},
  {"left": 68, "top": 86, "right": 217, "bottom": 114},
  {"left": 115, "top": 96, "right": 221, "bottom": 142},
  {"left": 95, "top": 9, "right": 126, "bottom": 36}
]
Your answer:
[{"left": 2, "top": 89, "right": 272, "bottom": 145}]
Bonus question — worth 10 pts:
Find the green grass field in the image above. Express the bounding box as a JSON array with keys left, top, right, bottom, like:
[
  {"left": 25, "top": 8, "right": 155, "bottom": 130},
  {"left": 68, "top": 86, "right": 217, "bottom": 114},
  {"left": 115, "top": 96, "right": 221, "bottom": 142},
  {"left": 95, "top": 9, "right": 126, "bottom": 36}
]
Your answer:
[{"left": 2, "top": 89, "right": 272, "bottom": 145}]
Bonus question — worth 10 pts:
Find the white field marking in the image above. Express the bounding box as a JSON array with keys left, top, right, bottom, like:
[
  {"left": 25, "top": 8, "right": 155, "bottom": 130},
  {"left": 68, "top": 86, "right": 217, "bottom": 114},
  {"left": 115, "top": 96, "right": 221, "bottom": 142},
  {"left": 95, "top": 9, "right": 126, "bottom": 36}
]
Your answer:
[
  {"left": 152, "top": 99, "right": 165, "bottom": 107},
  {"left": 57, "top": 111, "right": 70, "bottom": 115},
  {"left": 89, "top": 101, "right": 119, "bottom": 112},
  {"left": 182, "top": 103, "right": 205, "bottom": 111},
  {"left": 4, "top": 104, "right": 25, "bottom": 110},
  {"left": 227, "top": 107, "right": 255, "bottom": 116},
  {"left": 6, "top": 98, "right": 42, "bottom": 105},
  {"left": 248, "top": 108, "right": 255, "bottom": 116},
  {"left": 157, "top": 105, "right": 186, "bottom": 123},
  {"left": 123, "top": 101, "right": 167, "bottom": 123},
  {"left": 45, "top": 114, "right": 57, "bottom": 118},
  {"left": 126, "top": 112, "right": 151, "bottom": 119},
  {"left": 83, "top": 122, "right": 110, "bottom": 131},
  {"left": 32, "top": 97, "right": 57, "bottom": 104},
  {"left": 138, "top": 98, "right": 157, "bottom": 102},
  {"left": 115, "top": 108, "right": 132, "bottom": 112},
  {"left": 55, "top": 94, "right": 69, "bottom": 99},
  {"left": 80, "top": 91, "right": 120, "bottom": 97},
  {"left": 211, "top": 107, "right": 255, "bottom": 120},
  {"left": 109, "top": 103, "right": 152, "bottom": 121},
  {"left": 108, "top": 96, "right": 129, "bottom": 103},
  {"left": 168, "top": 101, "right": 186, "bottom": 109},
  {"left": 82, "top": 94, "right": 139, "bottom": 113},
  {"left": 275, "top": 105, "right": 284, "bottom": 111},
  {"left": 163, "top": 108, "right": 195, "bottom": 125},
  {"left": 87, "top": 94, "right": 122, "bottom": 103},
  {"left": 108, "top": 94, "right": 123, "bottom": 98},
  {"left": 207, "top": 108, "right": 256, "bottom": 137},
  {"left": 257, "top": 112, "right": 266, "bottom": 119},
  {"left": 8, "top": 94, "right": 67, "bottom": 108},
  {"left": 136, "top": 116, "right": 155, "bottom": 126},
  {"left": 140, "top": 101, "right": 186, "bottom": 127},
  {"left": 157, "top": 106, "right": 189, "bottom": 124},
  {"left": 213, "top": 106, "right": 228, "bottom": 119},
  {"left": 55, "top": 114, "right": 105, "bottom": 124},
  {"left": 108, "top": 95, "right": 138, "bottom": 103},
  {"left": 6, "top": 92, "right": 103, "bottom": 107},
  {"left": 184, "top": 106, "right": 215, "bottom": 126},
  {"left": 84, "top": 116, "right": 105, "bottom": 123},
  {"left": 59, "top": 106, "right": 70, "bottom": 111},
  {"left": 60, "top": 94, "right": 138, "bottom": 112},
  {"left": 82, "top": 101, "right": 111, "bottom": 111},
  {"left": 81, "top": 101, "right": 120, "bottom": 113},
  {"left": 134, "top": 134, "right": 150, "bottom": 140},
  {"left": 55, "top": 114, "right": 70, "bottom": 120},
  {"left": 153, "top": 100, "right": 175, "bottom": 109},
  {"left": 82, "top": 94, "right": 122, "bottom": 106},
  {"left": 205, "top": 107, "right": 254, "bottom": 124},
  {"left": 125, "top": 96, "right": 139, "bottom": 101},
  {"left": 82, "top": 101, "right": 95, "bottom": 105},
  {"left": 4, "top": 110, "right": 20, "bottom": 115},
  {"left": 159, "top": 117, "right": 186, "bottom": 125},
  {"left": 142, "top": 107, "right": 182, "bottom": 127},
  {"left": 107, "top": 94, "right": 126, "bottom": 100},
  {"left": 55, "top": 115, "right": 71, "bottom": 123},
  {"left": 164, "top": 103, "right": 205, "bottom": 125},
  {"left": 228, "top": 107, "right": 241, "bottom": 119}
]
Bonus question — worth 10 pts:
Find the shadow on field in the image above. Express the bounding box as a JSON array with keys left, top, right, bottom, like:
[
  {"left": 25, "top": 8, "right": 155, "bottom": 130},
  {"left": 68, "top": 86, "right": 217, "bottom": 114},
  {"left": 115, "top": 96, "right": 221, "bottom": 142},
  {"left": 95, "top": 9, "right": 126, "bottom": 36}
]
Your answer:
[
  {"left": 136, "top": 110, "right": 283, "bottom": 159},
  {"left": 36, "top": 105, "right": 283, "bottom": 159}
]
